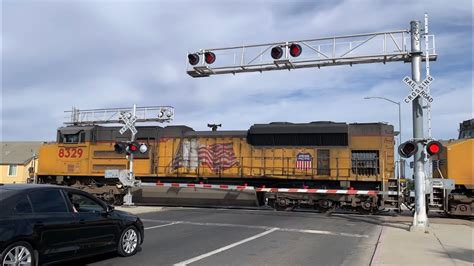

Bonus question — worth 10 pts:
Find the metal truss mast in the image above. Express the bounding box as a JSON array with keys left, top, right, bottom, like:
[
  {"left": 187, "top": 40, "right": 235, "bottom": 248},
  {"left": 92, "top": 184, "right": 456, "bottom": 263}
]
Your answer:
[
  {"left": 64, "top": 106, "right": 175, "bottom": 125},
  {"left": 187, "top": 30, "right": 436, "bottom": 77}
]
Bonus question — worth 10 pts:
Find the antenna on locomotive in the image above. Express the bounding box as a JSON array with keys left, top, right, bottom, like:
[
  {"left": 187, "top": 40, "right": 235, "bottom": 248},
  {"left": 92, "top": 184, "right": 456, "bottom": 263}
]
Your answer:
[{"left": 208, "top": 123, "right": 222, "bottom": 131}]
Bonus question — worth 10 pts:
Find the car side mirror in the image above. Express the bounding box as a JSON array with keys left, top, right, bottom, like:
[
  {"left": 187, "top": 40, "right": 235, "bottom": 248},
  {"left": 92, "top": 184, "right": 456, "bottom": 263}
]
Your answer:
[{"left": 106, "top": 205, "right": 115, "bottom": 213}]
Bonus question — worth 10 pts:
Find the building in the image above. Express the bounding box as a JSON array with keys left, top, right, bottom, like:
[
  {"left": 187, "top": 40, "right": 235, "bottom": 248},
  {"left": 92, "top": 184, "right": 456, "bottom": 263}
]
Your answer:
[{"left": 0, "top": 142, "right": 42, "bottom": 184}]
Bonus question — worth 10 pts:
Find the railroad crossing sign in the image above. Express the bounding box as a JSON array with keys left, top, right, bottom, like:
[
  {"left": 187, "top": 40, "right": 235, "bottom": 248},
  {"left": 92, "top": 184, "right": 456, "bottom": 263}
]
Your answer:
[
  {"left": 402, "top": 75, "right": 434, "bottom": 103},
  {"left": 119, "top": 112, "right": 138, "bottom": 135}
]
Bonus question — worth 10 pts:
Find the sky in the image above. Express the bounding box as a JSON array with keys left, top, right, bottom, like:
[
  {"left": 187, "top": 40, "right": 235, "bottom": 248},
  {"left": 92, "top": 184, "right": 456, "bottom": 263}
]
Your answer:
[{"left": 1, "top": 0, "right": 472, "bottom": 142}]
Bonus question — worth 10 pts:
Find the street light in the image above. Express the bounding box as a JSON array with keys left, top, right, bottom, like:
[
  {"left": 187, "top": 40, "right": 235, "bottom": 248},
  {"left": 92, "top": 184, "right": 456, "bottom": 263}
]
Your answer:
[{"left": 364, "top": 96, "right": 402, "bottom": 209}]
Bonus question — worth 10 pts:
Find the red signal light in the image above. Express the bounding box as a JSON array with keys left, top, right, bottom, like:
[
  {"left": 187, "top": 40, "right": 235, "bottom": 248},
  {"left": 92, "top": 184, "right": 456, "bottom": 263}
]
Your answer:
[
  {"left": 204, "top": 52, "right": 216, "bottom": 64},
  {"left": 271, "top": 46, "right": 283, "bottom": 59},
  {"left": 188, "top": 53, "right": 199, "bottom": 65},
  {"left": 426, "top": 140, "right": 442, "bottom": 156},
  {"left": 126, "top": 142, "right": 139, "bottom": 154},
  {"left": 289, "top": 43, "right": 302, "bottom": 57},
  {"left": 129, "top": 144, "right": 138, "bottom": 152}
]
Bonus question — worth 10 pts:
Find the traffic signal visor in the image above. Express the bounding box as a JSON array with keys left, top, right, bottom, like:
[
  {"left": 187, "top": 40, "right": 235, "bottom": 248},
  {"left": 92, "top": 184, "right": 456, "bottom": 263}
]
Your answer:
[
  {"left": 398, "top": 141, "right": 418, "bottom": 158},
  {"left": 426, "top": 140, "right": 443, "bottom": 156}
]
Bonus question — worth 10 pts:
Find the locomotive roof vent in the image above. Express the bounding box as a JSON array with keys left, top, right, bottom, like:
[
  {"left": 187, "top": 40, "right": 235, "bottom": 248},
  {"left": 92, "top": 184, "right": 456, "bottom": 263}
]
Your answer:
[{"left": 248, "top": 122, "right": 348, "bottom": 146}]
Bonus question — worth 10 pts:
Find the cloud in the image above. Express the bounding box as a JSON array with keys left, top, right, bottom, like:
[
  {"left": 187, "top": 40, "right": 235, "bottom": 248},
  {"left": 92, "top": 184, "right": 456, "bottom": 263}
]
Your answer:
[{"left": 2, "top": 0, "right": 472, "bottom": 142}]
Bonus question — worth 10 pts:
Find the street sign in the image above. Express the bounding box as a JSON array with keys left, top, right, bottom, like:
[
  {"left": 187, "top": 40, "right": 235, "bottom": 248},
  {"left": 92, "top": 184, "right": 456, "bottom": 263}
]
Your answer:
[
  {"left": 403, "top": 75, "right": 434, "bottom": 103},
  {"left": 119, "top": 112, "right": 138, "bottom": 135}
]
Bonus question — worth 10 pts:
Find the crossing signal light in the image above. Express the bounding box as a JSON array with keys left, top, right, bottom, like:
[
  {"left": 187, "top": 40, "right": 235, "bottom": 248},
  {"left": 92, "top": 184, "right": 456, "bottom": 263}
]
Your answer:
[
  {"left": 289, "top": 43, "right": 302, "bottom": 57},
  {"left": 426, "top": 140, "right": 443, "bottom": 156},
  {"left": 126, "top": 142, "right": 139, "bottom": 154},
  {"left": 271, "top": 46, "right": 283, "bottom": 59},
  {"left": 204, "top": 52, "right": 216, "bottom": 64},
  {"left": 188, "top": 53, "right": 200, "bottom": 65},
  {"left": 398, "top": 140, "right": 418, "bottom": 158},
  {"left": 114, "top": 142, "right": 127, "bottom": 154}
]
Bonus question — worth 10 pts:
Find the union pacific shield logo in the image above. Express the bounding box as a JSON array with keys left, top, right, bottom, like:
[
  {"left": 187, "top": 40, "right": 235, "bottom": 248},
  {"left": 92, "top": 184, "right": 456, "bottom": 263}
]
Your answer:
[{"left": 296, "top": 153, "right": 312, "bottom": 170}]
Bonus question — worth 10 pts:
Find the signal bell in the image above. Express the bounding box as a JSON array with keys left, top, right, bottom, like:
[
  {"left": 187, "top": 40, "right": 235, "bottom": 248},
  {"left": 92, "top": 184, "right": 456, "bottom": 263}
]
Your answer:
[
  {"left": 426, "top": 140, "right": 443, "bottom": 156},
  {"left": 398, "top": 140, "right": 418, "bottom": 158}
]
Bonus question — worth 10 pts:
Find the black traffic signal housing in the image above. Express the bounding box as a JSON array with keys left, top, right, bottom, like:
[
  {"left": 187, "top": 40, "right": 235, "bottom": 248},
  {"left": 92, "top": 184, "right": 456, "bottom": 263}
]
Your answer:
[
  {"left": 204, "top": 52, "right": 216, "bottom": 64},
  {"left": 426, "top": 140, "right": 443, "bottom": 156},
  {"left": 188, "top": 53, "right": 200, "bottom": 65},
  {"left": 114, "top": 142, "right": 127, "bottom": 154},
  {"left": 398, "top": 140, "right": 418, "bottom": 158},
  {"left": 271, "top": 46, "right": 283, "bottom": 59}
]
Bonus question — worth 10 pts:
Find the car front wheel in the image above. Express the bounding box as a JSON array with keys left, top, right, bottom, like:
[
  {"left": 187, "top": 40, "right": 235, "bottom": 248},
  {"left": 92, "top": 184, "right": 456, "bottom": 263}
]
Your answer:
[
  {"left": 1, "top": 241, "right": 35, "bottom": 266},
  {"left": 117, "top": 226, "right": 140, "bottom": 257}
]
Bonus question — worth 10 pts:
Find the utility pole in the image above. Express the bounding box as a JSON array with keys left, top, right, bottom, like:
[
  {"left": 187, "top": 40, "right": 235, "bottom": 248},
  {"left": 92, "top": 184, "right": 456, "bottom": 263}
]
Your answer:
[{"left": 410, "top": 20, "right": 429, "bottom": 231}]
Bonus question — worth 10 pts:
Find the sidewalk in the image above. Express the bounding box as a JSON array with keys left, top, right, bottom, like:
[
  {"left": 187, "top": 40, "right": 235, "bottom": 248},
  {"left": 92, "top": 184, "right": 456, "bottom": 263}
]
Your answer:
[
  {"left": 115, "top": 205, "right": 165, "bottom": 214},
  {"left": 371, "top": 221, "right": 473, "bottom": 266}
]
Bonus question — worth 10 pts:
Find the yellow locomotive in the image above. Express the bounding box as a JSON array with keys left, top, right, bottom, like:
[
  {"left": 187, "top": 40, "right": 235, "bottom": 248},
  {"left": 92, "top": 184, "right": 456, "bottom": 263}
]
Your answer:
[
  {"left": 431, "top": 119, "right": 473, "bottom": 216},
  {"left": 37, "top": 121, "right": 396, "bottom": 211}
]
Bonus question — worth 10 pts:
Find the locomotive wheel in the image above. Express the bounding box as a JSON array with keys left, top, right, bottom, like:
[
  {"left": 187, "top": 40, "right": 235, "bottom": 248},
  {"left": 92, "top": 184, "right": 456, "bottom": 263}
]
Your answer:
[{"left": 274, "top": 198, "right": 293, "bottom": 211}]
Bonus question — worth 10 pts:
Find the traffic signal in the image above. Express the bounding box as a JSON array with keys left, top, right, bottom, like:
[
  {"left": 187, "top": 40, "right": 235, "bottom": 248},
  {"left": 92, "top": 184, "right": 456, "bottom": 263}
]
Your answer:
[
  {"left": 204, "top": 52, "right": 216, "bottom": 64},
  {"left": 289, "top": 43, "right": 302, "bottom": 57},
  {"left": 271, "top": 46, "right": 283, "bottom": 59},
  {"left": 188, "top": 53, "right": 199, "bottom": 65},
  {"left": 398, "top": 140, "right": 418, "bottom": 158},
  {"left": 114, "top": 142, "right": 127, "bottom": 154},
  {"left": 426, "top": 140, "right": 443, "bottom": 156},
  {"left": 126, "top": 142, "right": 140, "bottom": 154}
]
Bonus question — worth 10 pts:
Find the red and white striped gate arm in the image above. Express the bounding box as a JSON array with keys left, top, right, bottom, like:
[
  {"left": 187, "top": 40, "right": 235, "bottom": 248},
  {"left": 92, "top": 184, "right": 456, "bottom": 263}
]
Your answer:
[
  {"left": 141, "top": 182, "right": 255, "bottom": 191},
  {"left": 255, "top": 187, "right": 378, "bottom": 196},
  {"left": 141, "top": 182, "right": 379, "bottom": 195}
]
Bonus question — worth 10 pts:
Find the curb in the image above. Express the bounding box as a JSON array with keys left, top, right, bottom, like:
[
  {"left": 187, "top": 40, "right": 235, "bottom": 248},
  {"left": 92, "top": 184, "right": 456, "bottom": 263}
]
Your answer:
[{"left": 370, "top": 225, "right": 386, "bottom": 266}]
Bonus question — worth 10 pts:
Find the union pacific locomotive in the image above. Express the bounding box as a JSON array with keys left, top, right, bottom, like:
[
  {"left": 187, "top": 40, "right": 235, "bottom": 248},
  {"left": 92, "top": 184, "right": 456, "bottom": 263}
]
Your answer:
[{"left": 37, "top": 121, "right": 397, "bottom": 212}]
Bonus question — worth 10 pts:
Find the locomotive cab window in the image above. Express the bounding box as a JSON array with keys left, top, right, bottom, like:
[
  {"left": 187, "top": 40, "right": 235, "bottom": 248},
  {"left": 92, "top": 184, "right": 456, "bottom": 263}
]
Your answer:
[
  {"left": 60, "top": 131, "right": 86, "bottom": 144},
  {"left": 351, "top": 151, "right": 379, "bottom": 176}
]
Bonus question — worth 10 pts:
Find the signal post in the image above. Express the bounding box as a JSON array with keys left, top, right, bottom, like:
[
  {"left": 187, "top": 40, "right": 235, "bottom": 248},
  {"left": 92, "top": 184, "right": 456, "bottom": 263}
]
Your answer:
[{"left": 186, "top": 17, "right": 437, "bottom": 231}]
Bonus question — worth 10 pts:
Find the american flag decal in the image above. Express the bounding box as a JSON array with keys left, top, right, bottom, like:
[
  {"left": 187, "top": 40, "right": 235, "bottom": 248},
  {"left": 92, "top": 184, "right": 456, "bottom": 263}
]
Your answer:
[
  {"left": 296, "top": 153, "right": 312, "bottom": 170},
  {"left": 198, "top": 143, "right": 239, "bottom": 172}
]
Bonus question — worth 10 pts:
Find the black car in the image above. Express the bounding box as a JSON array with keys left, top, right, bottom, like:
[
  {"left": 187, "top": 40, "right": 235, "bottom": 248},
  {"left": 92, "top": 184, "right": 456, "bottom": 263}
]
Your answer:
[{"left": 0, "top": 184, "right": 144, "bottom": 265}]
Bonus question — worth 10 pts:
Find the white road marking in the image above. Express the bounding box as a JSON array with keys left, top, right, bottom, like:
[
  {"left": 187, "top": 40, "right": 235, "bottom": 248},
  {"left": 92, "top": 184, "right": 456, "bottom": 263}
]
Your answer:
[
  {"left": 174, "top": 228, "right": 279, "bottom": 266},
  {"left": 142, "top": 219, "right": 368, "bottom": 238},
  {"left": 145, "top": 221, "right": 181, "bottom": 230}
]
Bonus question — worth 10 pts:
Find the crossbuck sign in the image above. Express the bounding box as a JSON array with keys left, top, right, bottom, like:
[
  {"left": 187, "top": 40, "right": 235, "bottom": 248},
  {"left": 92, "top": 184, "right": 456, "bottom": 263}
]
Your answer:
[
  {"left": 119, "top": 112, "right": 138, "bottom": 135},
  {"left": 403, "top": 75, "right": 434, "bottom": 103}
]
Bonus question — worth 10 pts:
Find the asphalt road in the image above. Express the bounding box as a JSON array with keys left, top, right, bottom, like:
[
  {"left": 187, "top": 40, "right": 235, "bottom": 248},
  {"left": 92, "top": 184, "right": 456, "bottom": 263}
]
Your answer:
[{"left": 74, "top": 207, "right": 383, "bottom": 266}]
